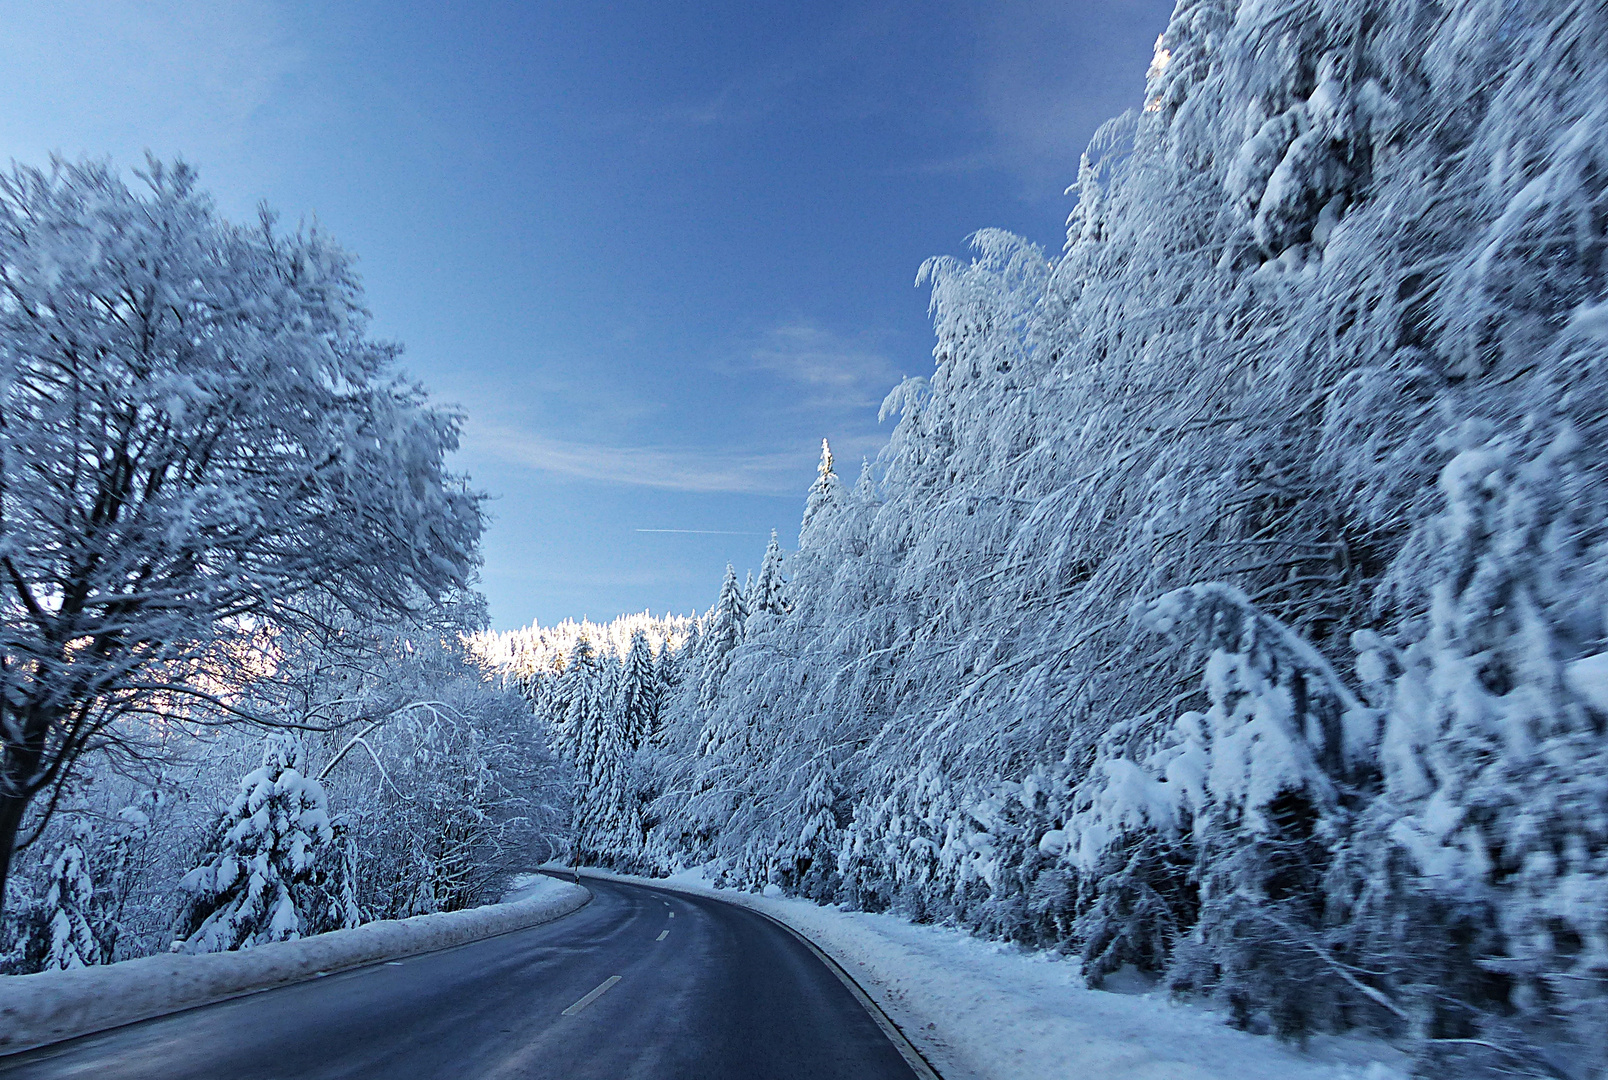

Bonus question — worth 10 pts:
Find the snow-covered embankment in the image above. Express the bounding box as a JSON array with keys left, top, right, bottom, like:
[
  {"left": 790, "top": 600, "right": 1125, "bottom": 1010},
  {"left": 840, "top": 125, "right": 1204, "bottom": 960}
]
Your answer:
[
  {"left": 571, "top": 868, "right": 1405, "bottom": 1080},
  {"left": 0, "top": 876, "right": 589, "bottom": 1056}
]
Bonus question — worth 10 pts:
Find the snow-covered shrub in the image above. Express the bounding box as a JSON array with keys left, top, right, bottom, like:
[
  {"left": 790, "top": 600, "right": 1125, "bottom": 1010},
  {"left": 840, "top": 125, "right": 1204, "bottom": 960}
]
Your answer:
[{"left": 327, "top": 665, "right": 561, "bottom": 919}]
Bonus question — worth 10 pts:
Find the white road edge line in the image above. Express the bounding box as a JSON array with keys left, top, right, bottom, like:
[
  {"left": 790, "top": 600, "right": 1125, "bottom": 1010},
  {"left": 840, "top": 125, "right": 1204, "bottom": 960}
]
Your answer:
[
  {"left": 561, "top": 975, "right": 622, "bottom": 1016},
  {"left": 656, "top": 929, "right": 669, "bottom": 941},
  {"left": 743, "top": 907, "right": 945, "bottom": 1080},
  {"left": 560, "top": 868, "right": 943, "bottom": 1078}
]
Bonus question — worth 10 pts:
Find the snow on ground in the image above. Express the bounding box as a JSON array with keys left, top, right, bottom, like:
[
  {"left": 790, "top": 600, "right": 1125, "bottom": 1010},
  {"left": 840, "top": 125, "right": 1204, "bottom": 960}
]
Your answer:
[
  {"left": 0, "top": 878, "right": 590, "bottom": 1057},
  {"left": 570, "top": 866, "right": 1409, "bottom": 1080},
  {"left": 501, "top": 871, "right": 585, "bottom": 905}
]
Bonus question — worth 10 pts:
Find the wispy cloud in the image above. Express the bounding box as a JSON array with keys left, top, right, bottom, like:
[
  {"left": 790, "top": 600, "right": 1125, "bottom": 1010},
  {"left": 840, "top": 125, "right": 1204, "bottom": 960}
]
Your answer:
[
  {"left": 0, "top": 0, "right": 304, "bottom": 162},
  {"left": 629, "top": 5, "right": 900, "bottom": 137},
  {"left": 634, "top": 529, "right": 768, "bottom": 536},
  {"left": 466, "top": 424, "right": 813, "bottom": 496},
  {"left": 739, "top": 322, "right": 901, "bottom": 411}
]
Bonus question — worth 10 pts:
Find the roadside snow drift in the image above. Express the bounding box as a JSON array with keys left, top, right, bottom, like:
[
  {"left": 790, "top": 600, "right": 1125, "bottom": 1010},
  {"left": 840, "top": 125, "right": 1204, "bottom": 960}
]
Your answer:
[
  {"left": 569, "top": 868, "right": 1405, "bottom": 1080},
  {"left": 0, "top": 876, "right": 589, "bottom": 1056}
]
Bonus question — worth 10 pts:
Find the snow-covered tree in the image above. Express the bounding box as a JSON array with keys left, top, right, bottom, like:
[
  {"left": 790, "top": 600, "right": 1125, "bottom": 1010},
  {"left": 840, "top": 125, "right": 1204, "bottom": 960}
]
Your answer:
[
  {"left": 750, "top": 532, "right": 790, "bottom": 619},
  {"left": 91, "top": 795, "right": 159, "bottom": 962},
  {"left": 176, "top": 733, "right": 333, "bottom": 952},
  {"left": 799, "top": 439, "right": 846, "bottom": 546},
  {"left": 697, "top": 565, "right": 748, "bottom": 716},
  {"left": 0, "top": 158, "right": 483, "bottom": 915},
  {"left": 41, "top": 823, "right": 99, "bottom": 970},
  {"left": 616, "top": 630, "right": 660, "bottom": 750}
]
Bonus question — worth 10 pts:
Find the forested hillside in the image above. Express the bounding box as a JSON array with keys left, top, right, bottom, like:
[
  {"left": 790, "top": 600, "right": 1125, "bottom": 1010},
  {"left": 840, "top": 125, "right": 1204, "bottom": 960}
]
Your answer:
[{"left": 504, "top": 0, "right": 1608, "bottom": 1074}]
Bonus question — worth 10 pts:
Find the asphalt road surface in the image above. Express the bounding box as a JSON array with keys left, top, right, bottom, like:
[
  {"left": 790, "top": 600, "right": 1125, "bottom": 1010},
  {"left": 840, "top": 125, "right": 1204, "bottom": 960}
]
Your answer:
[{"left": 0, "top": 874, "right": 925, "bottom": 1080}]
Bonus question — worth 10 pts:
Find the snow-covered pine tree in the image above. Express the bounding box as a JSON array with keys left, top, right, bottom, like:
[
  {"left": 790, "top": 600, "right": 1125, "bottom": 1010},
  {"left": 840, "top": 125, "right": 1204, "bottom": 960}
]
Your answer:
[
  {"left": 799, "top": 439, "right": 845, "bottom": 547},
  {"left": 41, "top": 822, "right": 99, "bottom": 969},
  {"left": 750, "top": 531, "right": 790, "bottom": 619},
  {"left": 176, "top": 733, "right": 334, "bottom": 952},
  {"left": 697, "top": 565, "right": 748, "bottom": 717},
  {"left": 617, "top": 630, "right": 660, "bottom": 750}
]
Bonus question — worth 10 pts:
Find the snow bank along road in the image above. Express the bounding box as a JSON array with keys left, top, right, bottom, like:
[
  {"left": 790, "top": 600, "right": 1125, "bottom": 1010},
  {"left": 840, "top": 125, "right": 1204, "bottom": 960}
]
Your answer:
[
  {"left": 0, "top": 879, "right": 590, "bottom": 1056},
  {"left": 0, "top": 874, "right": 928, "bottom": 1079}
]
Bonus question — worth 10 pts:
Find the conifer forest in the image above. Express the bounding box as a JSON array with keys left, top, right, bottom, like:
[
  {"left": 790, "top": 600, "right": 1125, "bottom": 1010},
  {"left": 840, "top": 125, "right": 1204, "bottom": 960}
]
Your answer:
[{"left": 3, "top": 1, "right": 1607, "bottom": 1077}]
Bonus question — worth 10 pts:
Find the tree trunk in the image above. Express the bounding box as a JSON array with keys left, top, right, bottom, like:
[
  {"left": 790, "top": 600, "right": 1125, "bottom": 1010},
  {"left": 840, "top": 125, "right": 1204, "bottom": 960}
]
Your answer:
[
  {"left": 0, "top": 786, "right": 28, "bottom": 923},
  {"left": 0, "top": 713, "right": 52, "bottom": 925}
]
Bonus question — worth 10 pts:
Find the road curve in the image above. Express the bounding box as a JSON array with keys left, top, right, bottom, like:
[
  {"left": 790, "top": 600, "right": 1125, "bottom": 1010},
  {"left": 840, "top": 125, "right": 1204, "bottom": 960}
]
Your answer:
[{"left": 0, "top": 874, "right": 924, "bottom": 1080}]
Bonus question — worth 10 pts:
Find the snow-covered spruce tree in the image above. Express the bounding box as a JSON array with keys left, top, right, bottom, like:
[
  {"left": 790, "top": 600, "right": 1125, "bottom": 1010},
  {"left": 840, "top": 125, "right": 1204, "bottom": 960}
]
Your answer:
[
  {"left": 0, "top": 159, "right": 483, "bottom": 917},
  {"left": 1336, "top": 426, "right": 1608, "bottom": 1074},
  {"left": 578, "top": 630, "right": 660, "bottom": 868},
  {"left": 696, "top": 565, "right": 748, "bottom": 720},
  {"left": 40, "top": 822, "right": 100, "bottom": 969},
  {"left": 551, "top": 634, "right": 602, "bottom": 768},
  {"left": 617, "top": 630, "right": 660, "bottom": 752},
  {"left": 1057, "top": 583, "right": 1377, "bottom": 1027},
  {"left": 305, "top": 832, "right": 364, "bottom": 933},
  {"left": 780, "top": 764, "right": 842, "bottom": 898},
  {"left": 1, "top": 775, "right": 178, "bottom": 971},
  {"left": 799, "top": 439, "right": 843, "bottom": 541},
  {"left": 750, "top": 531, "right": 790, "bottom": 621},
  {"left": 556, "top": 634, "right": 617, "bottom": 863},
  {"left": 176, "top": 733, "right": 333, "bottom": 952},
  {"left": 653, "top": 633, "right": 687, "bottom": 718}
]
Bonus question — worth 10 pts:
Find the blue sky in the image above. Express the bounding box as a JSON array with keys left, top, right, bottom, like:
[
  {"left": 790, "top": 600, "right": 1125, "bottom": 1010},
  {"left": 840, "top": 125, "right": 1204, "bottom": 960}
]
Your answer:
[{"left": 0, "top": 0, "right": 1173, "bottom": 629}]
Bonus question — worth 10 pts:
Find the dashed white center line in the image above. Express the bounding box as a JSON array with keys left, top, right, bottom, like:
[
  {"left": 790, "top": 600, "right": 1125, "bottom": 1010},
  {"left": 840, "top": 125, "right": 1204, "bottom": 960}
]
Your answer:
[
  {"left": 656, "top": 929, "right": 669, "bottom": 941},
  {"left": 561, "top": 975, "right": 622, "bottom": 1016},
  {"left": 668, "top": 911, "right": 675, "bottom": 918}
]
